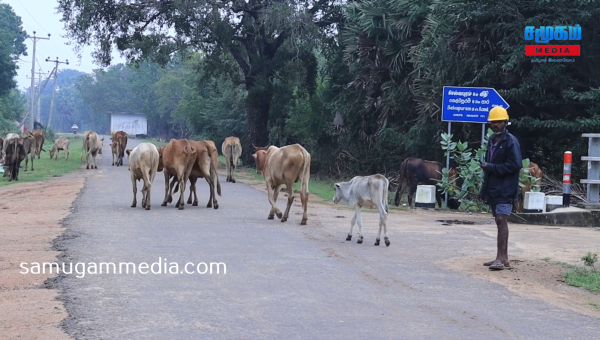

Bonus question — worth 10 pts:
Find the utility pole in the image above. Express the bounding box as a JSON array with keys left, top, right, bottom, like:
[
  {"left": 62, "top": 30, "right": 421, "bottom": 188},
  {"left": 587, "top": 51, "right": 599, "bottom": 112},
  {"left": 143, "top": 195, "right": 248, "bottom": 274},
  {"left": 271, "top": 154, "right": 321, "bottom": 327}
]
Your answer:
[
  {"left": 25, "top": 69, "right": 47, "bottom": 126},
  {"left": 26, "top": 31, "right": 50, "bottom": 131},
  {"left": 35, "top": 69, "right": 47, "bottom": 124},
  {"left": 45, "top": 57, "right": 69, "bottom": 130}
]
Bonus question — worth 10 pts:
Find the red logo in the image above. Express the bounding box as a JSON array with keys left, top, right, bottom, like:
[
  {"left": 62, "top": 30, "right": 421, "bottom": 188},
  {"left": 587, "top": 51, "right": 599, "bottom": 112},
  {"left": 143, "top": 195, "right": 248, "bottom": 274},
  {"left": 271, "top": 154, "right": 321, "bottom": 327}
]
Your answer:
[{"left": 526, "top": 45, "right": 580, "bottom": 56}]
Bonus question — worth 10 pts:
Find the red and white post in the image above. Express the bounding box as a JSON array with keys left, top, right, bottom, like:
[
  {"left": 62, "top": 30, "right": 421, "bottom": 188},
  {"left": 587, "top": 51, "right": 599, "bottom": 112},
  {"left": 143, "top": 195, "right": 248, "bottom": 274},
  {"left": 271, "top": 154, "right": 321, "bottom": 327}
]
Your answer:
[{"left": 563, "top": 151, "right": 572, "bottom": 207}]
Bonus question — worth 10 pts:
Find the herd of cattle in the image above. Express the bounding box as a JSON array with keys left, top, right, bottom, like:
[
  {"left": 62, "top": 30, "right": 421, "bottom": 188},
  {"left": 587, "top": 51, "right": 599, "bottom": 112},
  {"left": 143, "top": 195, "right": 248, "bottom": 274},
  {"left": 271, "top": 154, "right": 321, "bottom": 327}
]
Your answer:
[{"left": 0, "top": 129, "right": 544, "bottom": 246}]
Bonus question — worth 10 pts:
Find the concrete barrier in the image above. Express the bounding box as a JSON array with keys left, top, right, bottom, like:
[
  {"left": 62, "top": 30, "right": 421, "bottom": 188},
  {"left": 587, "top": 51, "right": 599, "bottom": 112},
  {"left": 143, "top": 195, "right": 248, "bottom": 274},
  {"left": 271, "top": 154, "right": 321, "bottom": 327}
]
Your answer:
[
  {"left": 415, "top": 185, "right": 436, "bottom": 208},
  {"left": 508, "top": 207, "right": 597, "bottom": 227}
]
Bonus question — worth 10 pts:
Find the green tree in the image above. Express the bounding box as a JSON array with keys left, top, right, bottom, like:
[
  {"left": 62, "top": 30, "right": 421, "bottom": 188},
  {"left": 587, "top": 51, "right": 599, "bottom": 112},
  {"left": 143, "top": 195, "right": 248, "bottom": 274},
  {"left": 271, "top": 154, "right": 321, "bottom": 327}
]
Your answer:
[
  {"left": 0, "top": 3, "right": 27, "bottom": 96},
  {"left": 56, "top": 0, "right": 339, "bottom": 163}
]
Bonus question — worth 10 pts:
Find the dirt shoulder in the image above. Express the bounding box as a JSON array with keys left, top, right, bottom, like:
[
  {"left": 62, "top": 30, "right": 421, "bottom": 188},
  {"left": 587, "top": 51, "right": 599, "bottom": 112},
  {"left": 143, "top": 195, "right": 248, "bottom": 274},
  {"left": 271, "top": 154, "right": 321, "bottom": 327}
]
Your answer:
[
  {"left": 232, "top": 167, "right": 600, "bottom": 319},
  {"left": 0, "top": 173, "right": 86, "bottom": 339}
]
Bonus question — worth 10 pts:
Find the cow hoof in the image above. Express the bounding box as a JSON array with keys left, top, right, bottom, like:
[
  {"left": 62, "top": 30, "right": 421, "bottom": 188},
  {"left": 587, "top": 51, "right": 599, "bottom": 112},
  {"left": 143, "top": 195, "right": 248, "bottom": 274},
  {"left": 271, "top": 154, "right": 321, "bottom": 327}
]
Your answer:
[
  {"left": 300, "top": 219, "right": 307, "bottom": 225},
  {"left": 385, "top": 238, "right": 390, "bottom": 247},
  {"left": 374, "top": 239, "right": 380, "bottom": 246},
  {"left": 86, "top": 165, "right": 89, "bottom": 169},
  {"left": 268, "top": 215, "right": 274, "bottom": 220},
  {"left": 192, "top": 202, "right": 198, "bottom": 206},
  {"left": 178, "top": 205, "right": 184, "bottom": 210},
  {"left": 161, "top": 202, "right": 167, "bottom": 206},
  {"left": 168, "top": 197, "right": 172, "bottom": 203},
  {"left": 187, "top": 199, "right": 193, "bottom": 204},
  {"left": 346, "top": 235, "right": 352, "bottom": 241},
  {"left": 357, "top": 238, "right": 363, "bottom": 244},
  {"left": 281, "top": 217, "right": 287, "bottom": 223},
  {"left": 232, "top": 179, "right": 236, "bottom": 183},
  {"left": 112, "top": 164, "right": 114, "bottom": 166},
  {"left": 213, "top": 203, "right": 219, "bottom": 209},
  {"left": 145, "top": 206, "right": 151, "bottom": 210},
  {"left": 276, "top": 212, "right": 283, "bottom": 219},
  {"left": 205, "top": 202, "right": 211, "bottom": 208},
  {"left": 131, "top": 204, "right": 136, "bottom": 208}
]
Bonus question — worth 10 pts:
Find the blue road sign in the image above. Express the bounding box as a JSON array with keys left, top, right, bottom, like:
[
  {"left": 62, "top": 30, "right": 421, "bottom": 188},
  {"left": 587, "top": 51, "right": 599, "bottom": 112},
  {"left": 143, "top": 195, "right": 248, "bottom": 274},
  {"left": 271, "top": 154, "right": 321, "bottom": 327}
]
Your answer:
[{"left": 441, "top": 86, "right": 510, "bottom": 123}]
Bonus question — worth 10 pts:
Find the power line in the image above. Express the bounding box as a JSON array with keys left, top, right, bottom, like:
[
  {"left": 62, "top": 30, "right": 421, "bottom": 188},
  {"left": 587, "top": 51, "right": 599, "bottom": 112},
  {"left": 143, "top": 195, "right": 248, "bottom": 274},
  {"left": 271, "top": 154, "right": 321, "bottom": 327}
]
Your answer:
[
  {"left": 15, "top": 0, "right": 66, "bottom": 60},
  {"left": 16, "top": 0, "right": 50, "bottom": 34}
]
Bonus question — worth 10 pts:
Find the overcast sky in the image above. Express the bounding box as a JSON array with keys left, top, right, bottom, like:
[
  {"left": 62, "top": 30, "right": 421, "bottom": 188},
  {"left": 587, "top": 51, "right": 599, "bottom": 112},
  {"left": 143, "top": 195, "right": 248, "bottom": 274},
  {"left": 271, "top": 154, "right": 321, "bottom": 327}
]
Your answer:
[{"left": 3, "top": 0, "right": 125, "bottom": 90}]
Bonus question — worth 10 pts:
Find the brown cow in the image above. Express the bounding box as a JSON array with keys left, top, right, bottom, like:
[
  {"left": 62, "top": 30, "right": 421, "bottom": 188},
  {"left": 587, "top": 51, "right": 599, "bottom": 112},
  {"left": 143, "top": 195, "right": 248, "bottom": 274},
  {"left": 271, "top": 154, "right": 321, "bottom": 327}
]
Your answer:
[
  {"left": 222, "top": 136, "right": 242, "bottom": 183},
  {"left": 32, "top": 130, "right": 46, "bottom": 159},
  {"left": 83, "top": 131, "right": 104, "bottom": 169},
  {"left": 110, "top": 131, "right": 128, "bottom": 166},
  {"left": 516, "top": 162, "right": 544, "bottom": 213},
  {"left": 157, "top": 139, "right": 196, "bottom": 210},
  {"left": 50, "top": 139, "right": 70, "bottom": 161},
  {"left": 171, "top": 140, "right": 222, "bottom": 209},
  {"left": 19, "top": 131, "right": 36, "bottom": 172},
  {"left": 394, "top": 157, "right": 460, "bottom": 209},
  {"left": 252, "top": 144, "right": 311, "bottom": 225}
]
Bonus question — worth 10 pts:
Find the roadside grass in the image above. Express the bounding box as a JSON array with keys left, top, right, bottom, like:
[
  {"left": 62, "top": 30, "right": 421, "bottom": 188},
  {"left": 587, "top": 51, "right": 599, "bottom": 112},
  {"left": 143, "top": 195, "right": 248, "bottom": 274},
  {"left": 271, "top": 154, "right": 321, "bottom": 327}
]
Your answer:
[
  {"left": 549, "top": 260, "right": 600, "bottom": 294},
  {"left": 0, "top": 133, "right": 85, "bottom": 187},
  {"left": 564, "top": 268, "right": 600, "bottom": 293}
]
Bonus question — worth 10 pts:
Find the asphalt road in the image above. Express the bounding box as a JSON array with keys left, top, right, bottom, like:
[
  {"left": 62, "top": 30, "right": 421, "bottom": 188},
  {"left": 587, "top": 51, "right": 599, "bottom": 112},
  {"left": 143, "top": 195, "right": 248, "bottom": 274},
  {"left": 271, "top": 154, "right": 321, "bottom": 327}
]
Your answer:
[{"left": 55, "top": 138, "right": 600, "bottom": 339}]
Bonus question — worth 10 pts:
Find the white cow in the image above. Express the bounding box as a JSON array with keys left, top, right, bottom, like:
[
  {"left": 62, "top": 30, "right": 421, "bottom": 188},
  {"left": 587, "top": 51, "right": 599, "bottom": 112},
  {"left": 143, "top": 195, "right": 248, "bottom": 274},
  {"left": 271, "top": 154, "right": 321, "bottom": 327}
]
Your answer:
[
  {"left": 126, "top": 143, "right": 159, "bottom": 210},
  {"left": 333, "top": 174, "right": 390, "bottom": 247},
  {"left": 2, "top": 133, "right": 19, "bottom": 162}
]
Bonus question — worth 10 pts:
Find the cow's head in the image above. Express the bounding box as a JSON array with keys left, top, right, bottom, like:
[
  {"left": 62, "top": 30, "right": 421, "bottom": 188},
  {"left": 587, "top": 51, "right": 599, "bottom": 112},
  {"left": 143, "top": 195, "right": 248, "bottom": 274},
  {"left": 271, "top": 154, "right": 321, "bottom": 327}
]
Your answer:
[
  {"left": 252, "top": 150, "right": 268, "bottom": 175},
  {"left": 253, "top": 143, "right": 270, "bottom": 153},
  {"left": 332, "top": 182, "right": 346, "bottom": 205}
]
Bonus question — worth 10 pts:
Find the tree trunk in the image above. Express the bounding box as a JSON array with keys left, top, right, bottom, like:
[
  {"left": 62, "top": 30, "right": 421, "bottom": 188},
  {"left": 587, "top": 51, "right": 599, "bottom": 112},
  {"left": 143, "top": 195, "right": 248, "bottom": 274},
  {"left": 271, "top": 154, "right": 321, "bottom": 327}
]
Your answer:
[{"left": 242, "top": 85, "right": 272, "bottom": 165}]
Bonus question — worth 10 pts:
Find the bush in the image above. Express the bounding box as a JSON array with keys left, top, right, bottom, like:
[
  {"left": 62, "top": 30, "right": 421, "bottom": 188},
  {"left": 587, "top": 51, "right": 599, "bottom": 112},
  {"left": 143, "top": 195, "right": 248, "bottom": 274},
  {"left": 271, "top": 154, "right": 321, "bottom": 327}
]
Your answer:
[{"left": 437, "top": 128, "right": 541, "bottom": 211}]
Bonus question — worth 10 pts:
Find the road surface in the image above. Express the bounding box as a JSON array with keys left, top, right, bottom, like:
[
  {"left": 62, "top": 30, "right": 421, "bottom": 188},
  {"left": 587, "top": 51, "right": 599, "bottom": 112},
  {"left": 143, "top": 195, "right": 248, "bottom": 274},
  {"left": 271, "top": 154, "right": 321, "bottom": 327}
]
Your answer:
[{"left": 55, "top": 138, "right": 600, "bottom": 339}]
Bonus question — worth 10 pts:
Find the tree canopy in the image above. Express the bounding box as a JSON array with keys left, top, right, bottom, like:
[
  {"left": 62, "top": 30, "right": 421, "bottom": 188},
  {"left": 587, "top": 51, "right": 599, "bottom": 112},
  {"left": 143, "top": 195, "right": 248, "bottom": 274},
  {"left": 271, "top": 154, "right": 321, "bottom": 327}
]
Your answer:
[{"left": 44, "top": 0, "right": 600, "bottom": 185}]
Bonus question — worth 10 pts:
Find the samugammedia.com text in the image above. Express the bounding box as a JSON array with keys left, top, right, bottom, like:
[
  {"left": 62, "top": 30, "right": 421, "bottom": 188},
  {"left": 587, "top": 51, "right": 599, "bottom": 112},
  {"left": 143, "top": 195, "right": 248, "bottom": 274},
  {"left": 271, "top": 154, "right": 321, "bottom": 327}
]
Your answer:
[{"left": 20, "top": 257, "right": 226, "bottom": 278}]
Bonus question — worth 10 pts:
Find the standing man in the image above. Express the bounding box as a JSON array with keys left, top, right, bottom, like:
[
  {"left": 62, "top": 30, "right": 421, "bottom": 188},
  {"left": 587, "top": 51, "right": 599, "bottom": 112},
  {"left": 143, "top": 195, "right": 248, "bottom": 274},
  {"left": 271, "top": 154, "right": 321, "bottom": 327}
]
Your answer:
[{"left": 478, "top": 106, "right": 522, "bottom": 271}]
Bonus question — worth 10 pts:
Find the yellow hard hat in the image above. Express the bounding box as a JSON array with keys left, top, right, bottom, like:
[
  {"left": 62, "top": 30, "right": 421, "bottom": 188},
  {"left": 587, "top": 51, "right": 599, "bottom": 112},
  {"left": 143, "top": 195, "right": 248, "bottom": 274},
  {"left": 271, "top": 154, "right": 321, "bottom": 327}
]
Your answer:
[{"left": 488, "top": 106, "right": 509, "bottom": 121}]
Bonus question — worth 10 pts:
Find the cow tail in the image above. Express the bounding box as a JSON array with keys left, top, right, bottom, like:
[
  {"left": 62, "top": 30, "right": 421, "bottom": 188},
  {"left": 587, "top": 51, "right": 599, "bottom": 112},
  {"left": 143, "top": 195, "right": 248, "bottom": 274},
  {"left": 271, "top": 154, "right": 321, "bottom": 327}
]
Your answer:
[
  {"left": 383, "top": 177, "right": 389, "bottom": 214},
  {"left": 300, "top": 148, "right": 311, "bottom": 196},
  {"left": 209, "top": 152, "right": 221, "bottom": 196},
  {"left": 228, "top": 144, "right": 234, "bottom": 170},
  {"left": 394, "top": 159, "right": 407, "bottom": 206},
  {"left": 172, "top": 176, "right": 180, "bottom": 193}
]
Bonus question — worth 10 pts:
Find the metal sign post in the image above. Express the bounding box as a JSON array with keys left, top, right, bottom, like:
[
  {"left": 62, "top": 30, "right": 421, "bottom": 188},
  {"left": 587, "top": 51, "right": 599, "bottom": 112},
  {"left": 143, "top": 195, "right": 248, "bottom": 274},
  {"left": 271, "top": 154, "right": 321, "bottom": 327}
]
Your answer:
[{"left": 441, "top": 86, "right": 510, "bottom": 208}]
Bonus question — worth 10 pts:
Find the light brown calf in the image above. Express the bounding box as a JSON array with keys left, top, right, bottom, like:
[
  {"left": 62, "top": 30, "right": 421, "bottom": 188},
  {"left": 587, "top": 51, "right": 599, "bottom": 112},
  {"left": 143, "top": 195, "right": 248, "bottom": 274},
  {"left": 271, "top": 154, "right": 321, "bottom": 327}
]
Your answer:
[{"left": 50, "top": 139, "right": 70, "bottom": 160}]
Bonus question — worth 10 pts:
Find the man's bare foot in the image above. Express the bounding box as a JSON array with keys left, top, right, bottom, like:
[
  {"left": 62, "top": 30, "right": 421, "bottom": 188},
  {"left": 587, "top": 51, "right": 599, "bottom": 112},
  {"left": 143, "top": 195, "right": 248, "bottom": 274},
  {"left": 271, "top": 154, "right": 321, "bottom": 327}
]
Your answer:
[{"left": 483, "top": 260, "right": 510, "bottom": 267}]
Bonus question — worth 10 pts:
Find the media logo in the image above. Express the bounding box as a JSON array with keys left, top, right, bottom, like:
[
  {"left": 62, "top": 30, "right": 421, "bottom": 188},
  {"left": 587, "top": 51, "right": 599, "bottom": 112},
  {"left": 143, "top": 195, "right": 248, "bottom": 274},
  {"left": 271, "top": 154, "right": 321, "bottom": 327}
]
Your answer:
[{"left": 524, "top": 25, "right": 581, "bottom": 56}]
